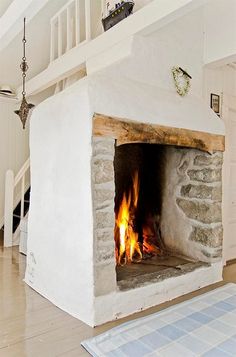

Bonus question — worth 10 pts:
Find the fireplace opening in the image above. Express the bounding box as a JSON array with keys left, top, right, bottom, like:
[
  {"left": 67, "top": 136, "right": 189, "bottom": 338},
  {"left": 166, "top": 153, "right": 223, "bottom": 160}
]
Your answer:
[
  {"left": 114, "top": 143, "right": 208, "bottom": 290},
  {"left": 114, "top": 144, "right": 166, "bottom": 264}
]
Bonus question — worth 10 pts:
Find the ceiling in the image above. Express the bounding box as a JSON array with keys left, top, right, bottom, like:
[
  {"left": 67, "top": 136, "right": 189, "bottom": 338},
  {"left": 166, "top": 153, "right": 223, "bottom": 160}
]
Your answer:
[{"left": 0, "top": 0, "right": 69, "bottom": 91}]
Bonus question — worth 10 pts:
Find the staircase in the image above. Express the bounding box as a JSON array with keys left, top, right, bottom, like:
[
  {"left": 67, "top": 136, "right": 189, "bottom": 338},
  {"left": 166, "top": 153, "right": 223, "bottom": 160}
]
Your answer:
[
  {"left": 12, "top": 187, "right": 30, "bottom": 234},
  {"left": 4, "top": 158, "right": 30, "bottom": 247}
]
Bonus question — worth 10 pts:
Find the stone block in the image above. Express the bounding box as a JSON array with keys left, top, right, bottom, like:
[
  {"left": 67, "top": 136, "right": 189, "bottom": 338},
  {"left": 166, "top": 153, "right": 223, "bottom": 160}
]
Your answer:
[
  {"left": 94, "top": 262, "right": 117, "bottom": 296},
  {"left": 190, "top": 225, "right": 223, "bottom": 248},
  {"left": 187, "top": 168, "right": 221, "bottom": 183},
  {"left": 93, "top": 137, "right": 115, "bottom": 156},
  {"left": 96, "top": 242, "right": 115, "bottom": 264},
  {"left": 194, "top": 153, "right": 223, "bottom": 167},
  {"left": 96, "top": 228, "right": 114, "bottom": 244},
  {"left": 93, "top": 159, "right": 114, "bottom": 184},
  {"left": 177, "top": 198, "right": 222, "bottom": 224},
  {"left": 181, "top": 184, "right": 222, "bottom": 201},
  {"left": 201, "top": 248, "right": 222, "bottom": 260},
  {"left": 94, "top": 188, "right": 114, "bottom": 203},
  {"left": 95, "top": 211, "right": 115, "bottom": 229},
  {"left": 178, "top": 160, "right": 189, "bottom": 175}
]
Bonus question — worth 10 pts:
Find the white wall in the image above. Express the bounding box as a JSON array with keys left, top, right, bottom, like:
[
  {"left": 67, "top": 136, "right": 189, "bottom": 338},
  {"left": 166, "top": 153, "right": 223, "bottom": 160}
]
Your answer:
[
  {"left": 204, "top": 0, "right": 236, "bottom": 65},
  {"left": 133, "top": 7, "right": 204, "bottom": 97},
  {"left": 204, "top": 66, "right": 236, "bottom": 100},
  {"left": 90, "top": 6, "right": 206, "bottom": 97},
  {"left": 25, "top": 79, "right": 95, "bottom": 326},
  {"left": 0, "top": 98, "right": 29, "bottom": 227},
  {"left": 204, "top": 65, "right": 236, "bottom": 263}
]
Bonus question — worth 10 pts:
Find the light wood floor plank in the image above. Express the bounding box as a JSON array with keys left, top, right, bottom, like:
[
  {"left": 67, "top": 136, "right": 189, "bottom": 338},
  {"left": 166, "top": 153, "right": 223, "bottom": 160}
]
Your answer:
[{"left": 0, "top": 236, "right": 235, "bottom": 356}]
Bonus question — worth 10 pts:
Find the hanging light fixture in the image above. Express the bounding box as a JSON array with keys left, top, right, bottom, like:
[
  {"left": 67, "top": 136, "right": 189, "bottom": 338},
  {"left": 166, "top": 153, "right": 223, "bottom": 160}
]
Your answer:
[{"left": 15, "top": 17, "right": 35, "bottom": 129}]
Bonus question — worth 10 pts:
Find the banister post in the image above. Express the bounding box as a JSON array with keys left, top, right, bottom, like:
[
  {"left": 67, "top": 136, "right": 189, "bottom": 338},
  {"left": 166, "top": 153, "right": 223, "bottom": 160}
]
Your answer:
[
  {"left": 4, "top": 170, "right": 14, "bottom": 247},
  {"left": 20, "top": 174, "right": 25, "bottom": 219},
  {"left": 85, "top": 0, "right": 91, "bottom": 41}
]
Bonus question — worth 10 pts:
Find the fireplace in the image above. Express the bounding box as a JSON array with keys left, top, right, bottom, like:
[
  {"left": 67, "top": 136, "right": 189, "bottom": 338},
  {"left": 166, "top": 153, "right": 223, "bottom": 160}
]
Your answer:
[
  {"left": 25, "top": 75, "right": 225, "bottom": 327},
  {"left": 91, "top": 113, "right": 224, "bottom": 324}
]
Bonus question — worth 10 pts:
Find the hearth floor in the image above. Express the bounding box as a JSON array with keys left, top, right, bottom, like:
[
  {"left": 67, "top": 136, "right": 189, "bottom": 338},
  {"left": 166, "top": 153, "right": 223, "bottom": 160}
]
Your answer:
[{"left": 116, "top": 255, "right": 209, "bottom": 290}]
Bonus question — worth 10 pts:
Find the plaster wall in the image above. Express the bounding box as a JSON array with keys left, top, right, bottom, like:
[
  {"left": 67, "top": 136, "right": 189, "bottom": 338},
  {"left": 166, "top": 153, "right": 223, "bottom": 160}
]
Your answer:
[
  {"left": 25, "top": 79, "right": 95, "bottom": 325},
  {"left": 89, "top": 7, "right": 205, "bottom": 96},
  {"left": 204, "top": 66, "right": 236, "bottom": 101},
  {"left": 204, "top": 0, "right": 236, "bottom": 65},
  {"left": 88, "top": 8, "right": 224, "bottom": 134},
  {"left": 131, "top": 7, "right": 204, "bottom": 97}
]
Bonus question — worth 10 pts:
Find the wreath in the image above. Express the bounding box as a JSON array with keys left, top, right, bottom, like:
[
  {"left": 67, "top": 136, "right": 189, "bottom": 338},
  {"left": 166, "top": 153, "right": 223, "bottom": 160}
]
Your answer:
[{"left": 172, "top": 66, "right": 191, "bottom": 97}]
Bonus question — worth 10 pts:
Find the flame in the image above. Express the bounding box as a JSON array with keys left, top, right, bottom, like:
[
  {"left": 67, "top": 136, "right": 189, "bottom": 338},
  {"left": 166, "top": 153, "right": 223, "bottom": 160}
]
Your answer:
[
  {"left": 115, "top": 171, "right": 164, "bottom": 265},
  {"left": 115, "top": 172, "right": 142, "bottom": 265}
]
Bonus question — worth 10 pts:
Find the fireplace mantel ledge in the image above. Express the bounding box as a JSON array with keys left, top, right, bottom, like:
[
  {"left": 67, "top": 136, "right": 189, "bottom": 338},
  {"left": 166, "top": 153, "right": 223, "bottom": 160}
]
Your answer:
[{"left": 93, "top": 113, "right": 225, "bottom": 153}]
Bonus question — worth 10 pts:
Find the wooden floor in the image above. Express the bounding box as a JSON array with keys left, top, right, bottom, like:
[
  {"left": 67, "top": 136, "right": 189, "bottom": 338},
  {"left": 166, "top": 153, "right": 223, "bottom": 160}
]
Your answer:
[{"left": 0, "top": 233, "right": 235, "bottom": 357}]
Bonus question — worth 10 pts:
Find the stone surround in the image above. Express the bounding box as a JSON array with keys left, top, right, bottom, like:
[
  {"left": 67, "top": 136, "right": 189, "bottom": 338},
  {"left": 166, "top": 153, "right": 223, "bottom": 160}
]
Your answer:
[
  {"left": 91, "top": 137, "right": 224, "bottom": 297},
  {"left": 92, "top": 137, "right": 116, "bottom": 297}
]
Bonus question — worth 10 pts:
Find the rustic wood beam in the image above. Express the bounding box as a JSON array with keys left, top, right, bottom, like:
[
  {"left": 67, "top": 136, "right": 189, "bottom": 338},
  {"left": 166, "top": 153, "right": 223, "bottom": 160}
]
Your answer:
[{"left": 93, "top": 113, "right": 225, "bottom": 153}]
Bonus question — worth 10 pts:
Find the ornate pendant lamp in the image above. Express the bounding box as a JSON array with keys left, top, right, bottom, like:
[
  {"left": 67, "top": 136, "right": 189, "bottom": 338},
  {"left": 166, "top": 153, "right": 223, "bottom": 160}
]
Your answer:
[{"left": 15, "top": 18, "right": 35, "bottom": 129}]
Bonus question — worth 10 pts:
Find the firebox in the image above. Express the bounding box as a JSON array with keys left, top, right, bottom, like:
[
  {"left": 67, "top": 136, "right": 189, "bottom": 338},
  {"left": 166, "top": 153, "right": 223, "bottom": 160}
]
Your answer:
[{"left": 114, "top": 143, "right": 211, "bottom": 289}]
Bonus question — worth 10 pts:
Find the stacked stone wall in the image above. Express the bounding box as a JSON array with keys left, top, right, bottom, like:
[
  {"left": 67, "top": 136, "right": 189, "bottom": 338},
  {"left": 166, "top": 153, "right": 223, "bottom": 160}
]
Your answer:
[
  {"left": 176, "top": 151, "right": 223, "bottom": 262},
  {"left": 91, "top": 137, "right": 117, "bottom": 297}
]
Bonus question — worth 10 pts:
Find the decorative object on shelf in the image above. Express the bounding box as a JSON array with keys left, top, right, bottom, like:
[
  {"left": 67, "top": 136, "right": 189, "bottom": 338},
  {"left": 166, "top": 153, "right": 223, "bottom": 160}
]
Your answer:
[
  {"left": 14, "top": 18, "right": 34, "bottom": 129},
  {"left": 172, "top": 66, "right": 192, "bottom": 97},
  {"left": 102, "top": 1, "right": 135, "bottom": 32},
  {"left": 210, "top": 93, "right": 220, "bottom": 116},
  {"left": 0, "top": 85, "right": 16, "bottom": 98}
]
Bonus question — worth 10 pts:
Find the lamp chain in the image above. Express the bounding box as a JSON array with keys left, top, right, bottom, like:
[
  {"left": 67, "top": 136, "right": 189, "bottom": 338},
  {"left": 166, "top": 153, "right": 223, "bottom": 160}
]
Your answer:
[{"left": 14, "top": 17, "right": 35, "bottom": 129}]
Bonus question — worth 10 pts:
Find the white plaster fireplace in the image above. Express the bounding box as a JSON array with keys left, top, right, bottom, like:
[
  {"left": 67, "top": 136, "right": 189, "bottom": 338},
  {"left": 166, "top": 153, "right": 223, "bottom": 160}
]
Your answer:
[{"left": 24, "top": 67, "right": 225, "bottom": 326}]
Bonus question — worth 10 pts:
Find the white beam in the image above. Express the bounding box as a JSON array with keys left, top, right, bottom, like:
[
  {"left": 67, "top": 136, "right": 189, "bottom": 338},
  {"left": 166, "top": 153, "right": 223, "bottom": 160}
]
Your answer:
[
  {"left": 19, "top": 0, "right": 207, "bottom": 96},
  {"left": 204, "top": 54, "right": 236, "bottom": 68},
  {"left": 0, "top": 0, "right": 51, "bottom": 53}
]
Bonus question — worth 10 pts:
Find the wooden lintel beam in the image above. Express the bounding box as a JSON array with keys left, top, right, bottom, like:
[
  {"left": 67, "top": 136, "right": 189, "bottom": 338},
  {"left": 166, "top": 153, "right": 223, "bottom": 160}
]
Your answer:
[{"left": 93, "top": 113, "right": 225, "bottom": 153}]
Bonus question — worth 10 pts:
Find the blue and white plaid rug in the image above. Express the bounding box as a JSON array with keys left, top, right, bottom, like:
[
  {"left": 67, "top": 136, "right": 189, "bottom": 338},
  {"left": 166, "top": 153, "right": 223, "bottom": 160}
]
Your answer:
[{"left": 82, "top": 284, "right": 236, "bottom": 356}]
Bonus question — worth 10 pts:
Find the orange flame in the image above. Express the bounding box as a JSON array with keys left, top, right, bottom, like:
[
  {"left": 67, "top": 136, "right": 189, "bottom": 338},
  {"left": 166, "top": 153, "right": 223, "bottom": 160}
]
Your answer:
[{"left": 115, "top": 172, "right": 142, "bottom": 265}]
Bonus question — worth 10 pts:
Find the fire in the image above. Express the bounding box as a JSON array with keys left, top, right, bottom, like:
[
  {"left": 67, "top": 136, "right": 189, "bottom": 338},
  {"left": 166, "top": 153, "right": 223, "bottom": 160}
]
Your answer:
[
  {"left": 115, "top": 172, "right": 142, "bottom": 265},
  {"left": 115, "top": 171, "right": 164, "bottom": 265}
]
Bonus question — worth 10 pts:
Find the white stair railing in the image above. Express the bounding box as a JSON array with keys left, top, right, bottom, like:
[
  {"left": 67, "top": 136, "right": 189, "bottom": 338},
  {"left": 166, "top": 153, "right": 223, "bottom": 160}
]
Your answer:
[
  {"left": 50, "top": 0, "right": 92, "bottom": 63},
  {"left": 4, "top": 158, "right": 30, "bottom": 247}
]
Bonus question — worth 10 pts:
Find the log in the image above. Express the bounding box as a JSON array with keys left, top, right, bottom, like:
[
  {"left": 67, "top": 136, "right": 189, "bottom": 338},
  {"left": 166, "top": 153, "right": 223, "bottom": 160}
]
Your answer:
[{"left": 93, "top": 113, "right": 225, "bottom": 153}]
